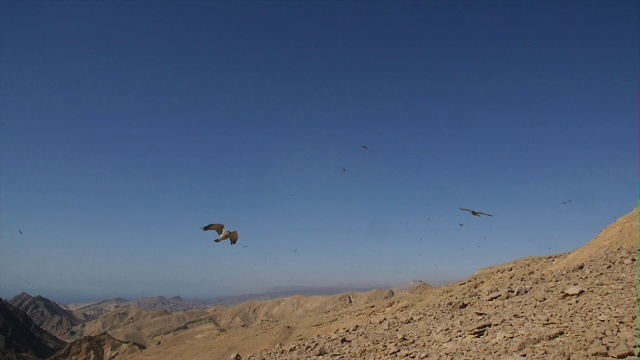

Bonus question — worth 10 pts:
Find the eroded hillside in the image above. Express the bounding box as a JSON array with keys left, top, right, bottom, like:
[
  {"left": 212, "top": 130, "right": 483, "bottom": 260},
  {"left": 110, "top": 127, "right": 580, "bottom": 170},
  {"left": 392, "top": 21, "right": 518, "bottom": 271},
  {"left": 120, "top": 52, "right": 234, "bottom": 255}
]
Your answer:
[{"left": 52, "top": 208, "right": 638, "bottom": 360}]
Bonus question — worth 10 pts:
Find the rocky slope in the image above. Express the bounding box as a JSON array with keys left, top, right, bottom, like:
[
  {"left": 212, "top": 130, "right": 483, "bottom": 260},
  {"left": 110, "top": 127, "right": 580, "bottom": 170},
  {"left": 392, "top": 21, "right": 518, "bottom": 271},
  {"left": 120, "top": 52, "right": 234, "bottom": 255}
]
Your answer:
[
  {"left": 248, "top": 208, "right": 638, "bottom": 360},
  {"left": 49, "top": 333, "right": 144, "bottom": 360},
  {"left": 42, "top": 207, "right": 638, "bottom": 360},
  {"left": 0, "top": 298, "right": 66, "bottom": 360},
  {"left": 9, "top": 292, "right": 81, "bottom": 340},
  {"left": 67, "top": 298, "right": 131, "bottom": 319}
]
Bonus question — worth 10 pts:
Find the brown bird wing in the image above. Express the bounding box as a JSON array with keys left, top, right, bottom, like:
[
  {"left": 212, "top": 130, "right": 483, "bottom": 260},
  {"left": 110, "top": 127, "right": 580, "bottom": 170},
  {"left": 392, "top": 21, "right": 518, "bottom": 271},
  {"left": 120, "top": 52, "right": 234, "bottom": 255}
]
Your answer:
[
  {"left": 203, "top": 223, "right": 225, "bottom": 235},
  {"left": 228, "top": 231, "right": 239, "bottom": 245},
  {"left": 476, "top": 212, "right": 492, "bottom": 216},
  {"left": 459, "top": 208, "right": 473, "bottom": 212}
]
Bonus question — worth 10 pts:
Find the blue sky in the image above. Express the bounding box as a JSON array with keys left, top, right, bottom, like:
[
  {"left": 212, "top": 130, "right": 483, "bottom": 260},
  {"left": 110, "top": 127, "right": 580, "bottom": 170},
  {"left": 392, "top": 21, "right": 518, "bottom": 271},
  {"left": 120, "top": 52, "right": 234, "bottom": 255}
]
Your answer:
[{"left": 1, "top": 0, "right": 637, "bottom": 304}]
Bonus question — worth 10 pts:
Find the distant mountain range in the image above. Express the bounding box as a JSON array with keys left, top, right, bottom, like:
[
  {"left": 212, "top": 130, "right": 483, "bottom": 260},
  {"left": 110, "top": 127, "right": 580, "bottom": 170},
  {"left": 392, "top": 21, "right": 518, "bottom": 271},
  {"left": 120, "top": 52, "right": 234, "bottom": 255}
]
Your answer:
[
  {"left": 0, "top": 284, "right": 396, "bottom": 359},
  {"left": 65, "top": 285, "right": 385, "bottom": 315}
]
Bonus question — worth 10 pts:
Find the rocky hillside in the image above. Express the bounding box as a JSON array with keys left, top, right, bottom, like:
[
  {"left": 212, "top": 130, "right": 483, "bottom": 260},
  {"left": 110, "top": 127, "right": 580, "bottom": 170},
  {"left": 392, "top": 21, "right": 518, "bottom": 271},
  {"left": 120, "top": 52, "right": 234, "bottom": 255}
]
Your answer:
[
  {"left": 34, "top": 207, "right": 638, "bottom": 360},
  {"left": 67, "top": 298, "right": 131, "bottom": 319},
  {"left": 49, "top": 333, "right": 144, "bottom": 360},
  {"left": 249, "top": 208, "right": 638, "bottom": 360},
  {"left": 0, "top": 297, "right": 66, "bottom": 360},
  {"left": 108, "top": 208, "right": 637, "bottom": 360},
  {"left": 9, "top": 292, "right": 81, "bottom": 340}
]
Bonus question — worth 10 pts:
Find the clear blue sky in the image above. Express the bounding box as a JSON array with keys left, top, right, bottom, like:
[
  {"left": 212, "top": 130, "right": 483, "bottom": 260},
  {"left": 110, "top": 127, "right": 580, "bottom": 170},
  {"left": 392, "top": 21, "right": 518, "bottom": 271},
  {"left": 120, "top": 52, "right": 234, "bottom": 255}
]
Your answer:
[{"left": 1, "top": 0, "right": 637, "bottom": 304}]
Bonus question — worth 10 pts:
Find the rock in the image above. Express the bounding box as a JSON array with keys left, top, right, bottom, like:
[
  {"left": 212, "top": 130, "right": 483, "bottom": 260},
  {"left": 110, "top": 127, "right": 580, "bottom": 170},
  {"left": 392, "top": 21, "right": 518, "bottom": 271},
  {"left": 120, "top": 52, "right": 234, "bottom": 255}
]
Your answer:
[
  {"left": 532, "top": 292, "right": 546, "bottom": 302},
  {"left": 319, "top": 346, "right": 330, "bottom": 356},
  {"left": 543, "top": 328, "right": 563, "bottom": 340},
  {"left": 588, "top": 341, "right": 608, "bottom": 357},
  {"left": 387, "top": 345, "right": 400, "bottom": 355},
  {"left": 469, "top": 322, "right": 492, "bottom": 337},
  {"left": 564, "top": 286, "right": 585, "bottom": 296},
  {"left": 398, "top": 349, "right": 411, "bottom": 357},
  {"left": 608, "top": 342, "right": 634, "bottom": 359},
  {"left": 433, "top": 332, "right": 451, "bottom": 343},
  {"left": 485, "top": 292, "right": 502, "bottom": 301},
  {"left": 370, "top": 315, "right": 386, "bottom": 325},
  {"left": 585, "top": 329, "right": 602, "bottom": 342}
]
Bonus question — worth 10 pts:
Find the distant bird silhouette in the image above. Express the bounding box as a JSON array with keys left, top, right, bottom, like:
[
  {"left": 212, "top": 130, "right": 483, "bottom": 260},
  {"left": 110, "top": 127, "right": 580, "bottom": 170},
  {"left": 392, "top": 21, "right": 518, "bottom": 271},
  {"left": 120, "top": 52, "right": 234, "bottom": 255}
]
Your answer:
[
  {"left": 361, "top": 145, "right": 368, "bottom": 150},
  {"left": 561, "top": 200, "right": 571, "bottom": 205},
  {"left": 459, "top": 223, "right": 464, "bottom": 227},
  {"left": 343, "top": 167, "right": 348, "bottom": 172},
  {"left": 18, "top": 229, "right": 22, "bottom": 235},
  {"left": 460, "top": 208, "right": 492, "bottom": 217},
  {"left": 202, "top": 223, "right": 239, "bottom": 245}
]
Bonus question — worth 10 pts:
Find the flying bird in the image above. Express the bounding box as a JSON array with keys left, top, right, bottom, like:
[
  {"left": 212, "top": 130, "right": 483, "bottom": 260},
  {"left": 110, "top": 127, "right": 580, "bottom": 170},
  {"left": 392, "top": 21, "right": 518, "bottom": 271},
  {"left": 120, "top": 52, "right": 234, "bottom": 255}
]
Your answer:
[
  {"left": 459, "top": 223, "right": 464, "bottom": 227},
  {"left": 343, "top": 167, "right": 348, "bottom": 172},
  {"left": 18, "top": 229, "right": 22, "bottom": 235},
  {"left": 202, "top": 223, "right": 239, "bottom": 245},
  {"left": 460, "top": 208, "right": 492, "bottom": 217},
  {"left": 561, "top": 200, "right": 571, "bottom": 205},
  {"left": 361, "top": 145, "right": 368, "bottom": 150}
]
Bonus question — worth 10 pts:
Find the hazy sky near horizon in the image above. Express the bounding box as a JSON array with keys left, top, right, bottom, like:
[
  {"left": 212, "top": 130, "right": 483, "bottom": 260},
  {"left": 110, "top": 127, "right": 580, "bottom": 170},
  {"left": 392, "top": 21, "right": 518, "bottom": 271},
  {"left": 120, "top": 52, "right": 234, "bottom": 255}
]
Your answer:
[{"left": 1, "top": 0, "right": 637, "bottom": 304}]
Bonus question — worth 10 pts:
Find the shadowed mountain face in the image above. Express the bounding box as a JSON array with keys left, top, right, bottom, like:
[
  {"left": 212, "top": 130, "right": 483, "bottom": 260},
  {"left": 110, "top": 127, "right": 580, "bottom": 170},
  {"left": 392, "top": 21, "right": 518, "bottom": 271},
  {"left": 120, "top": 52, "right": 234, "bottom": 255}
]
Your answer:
[
  {"left": 49, "top": 332, "right": 144, "bottom": 360},
  {"left": 10, "top": 292, "right": 82, "bottom": 340},
  {"left": 0, "top": 298, "right": 66, "bottom": 360}
]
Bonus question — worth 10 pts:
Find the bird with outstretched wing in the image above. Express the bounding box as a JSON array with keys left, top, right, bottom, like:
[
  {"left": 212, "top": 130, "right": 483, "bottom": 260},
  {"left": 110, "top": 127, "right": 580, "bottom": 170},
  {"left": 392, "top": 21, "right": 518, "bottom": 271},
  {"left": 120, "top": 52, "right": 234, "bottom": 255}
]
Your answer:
[
  {"left": 203, "top": 223, "right": 239, "bottom": 245},
  {"left": 460, "top": 208, "right": 492, "bottom": 217}
]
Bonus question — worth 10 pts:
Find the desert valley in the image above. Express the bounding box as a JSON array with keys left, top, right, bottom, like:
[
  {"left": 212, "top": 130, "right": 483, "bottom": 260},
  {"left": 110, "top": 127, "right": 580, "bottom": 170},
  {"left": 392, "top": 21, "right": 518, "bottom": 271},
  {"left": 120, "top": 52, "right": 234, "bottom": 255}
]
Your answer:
[{"left": 1, "top": 208, "right": 637, "bottom": 360}]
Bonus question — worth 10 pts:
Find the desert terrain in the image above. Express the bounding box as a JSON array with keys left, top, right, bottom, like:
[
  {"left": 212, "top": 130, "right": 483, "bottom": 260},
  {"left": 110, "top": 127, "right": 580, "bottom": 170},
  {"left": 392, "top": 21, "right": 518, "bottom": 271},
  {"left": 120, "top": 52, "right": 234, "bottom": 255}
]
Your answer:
[{"left": 2, "top": 208, "right": 637, "bottom": 360}]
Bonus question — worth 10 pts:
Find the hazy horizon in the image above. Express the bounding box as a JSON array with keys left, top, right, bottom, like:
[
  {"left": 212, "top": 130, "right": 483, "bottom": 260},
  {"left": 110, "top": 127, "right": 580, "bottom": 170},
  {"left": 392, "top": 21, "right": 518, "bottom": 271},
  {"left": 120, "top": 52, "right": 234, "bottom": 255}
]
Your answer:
[
  {"left": 1, "top": 1, "right": 637, "bottom": 305},
  {"left": 1, "top": 279, "right": 451, "bottom": 305}
]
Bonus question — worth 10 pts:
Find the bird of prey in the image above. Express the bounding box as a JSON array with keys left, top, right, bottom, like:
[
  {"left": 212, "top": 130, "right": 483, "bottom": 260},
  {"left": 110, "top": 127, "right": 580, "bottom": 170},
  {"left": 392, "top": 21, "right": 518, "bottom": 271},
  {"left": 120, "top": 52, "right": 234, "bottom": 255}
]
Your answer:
[
  {"left": 460, "top": 208, "right": 492, "bottom": 217},
  {"left": 561, "top": 200, "right": 571, "bottom": 205},
  {"left": 202, "top": 223, "right": 239, "bottom": 245},
  {"left": 361, "top": 145, "right": 368, "bottom": 150}
]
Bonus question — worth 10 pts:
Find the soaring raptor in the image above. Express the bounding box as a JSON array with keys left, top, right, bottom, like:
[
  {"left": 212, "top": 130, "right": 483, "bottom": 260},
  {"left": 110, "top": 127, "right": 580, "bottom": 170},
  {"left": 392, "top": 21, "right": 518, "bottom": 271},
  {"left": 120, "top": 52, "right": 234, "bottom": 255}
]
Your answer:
[
  {"left": 203, "top": 223, "right": 239, "bottom": 245},
  {"left": 460, "top": 208, "right": 492, "bottom": 217}
]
